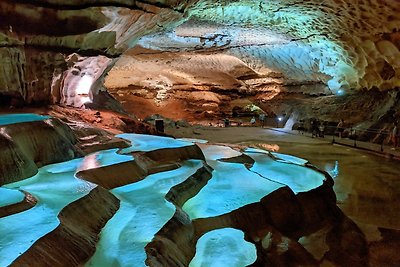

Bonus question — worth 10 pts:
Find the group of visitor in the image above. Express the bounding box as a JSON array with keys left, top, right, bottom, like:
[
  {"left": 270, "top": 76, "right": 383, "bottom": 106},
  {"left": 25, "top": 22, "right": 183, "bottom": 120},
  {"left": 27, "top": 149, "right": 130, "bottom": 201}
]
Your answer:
[
  {"left": 220, "top": 113, "right": 267, "bottom": 127},
  {"left": 249, "top": 113, "right": 266, "bottom": 127}
]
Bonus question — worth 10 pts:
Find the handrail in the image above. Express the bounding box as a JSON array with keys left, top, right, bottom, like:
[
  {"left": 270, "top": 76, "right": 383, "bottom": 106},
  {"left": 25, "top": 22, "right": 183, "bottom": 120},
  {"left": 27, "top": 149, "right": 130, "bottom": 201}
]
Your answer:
[
  {"left": 319, "top": 125, "right": 392, "bottom": 135},
  {"left": 315, "top": 125, "right": 396, "bottom": 152}
]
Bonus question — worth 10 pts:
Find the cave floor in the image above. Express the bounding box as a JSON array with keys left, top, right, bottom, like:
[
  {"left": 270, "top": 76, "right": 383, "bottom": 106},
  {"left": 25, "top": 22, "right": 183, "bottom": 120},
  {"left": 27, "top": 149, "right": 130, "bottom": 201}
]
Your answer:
[{"left": 167, "top": 125, "right": 400, "bottom": 232}]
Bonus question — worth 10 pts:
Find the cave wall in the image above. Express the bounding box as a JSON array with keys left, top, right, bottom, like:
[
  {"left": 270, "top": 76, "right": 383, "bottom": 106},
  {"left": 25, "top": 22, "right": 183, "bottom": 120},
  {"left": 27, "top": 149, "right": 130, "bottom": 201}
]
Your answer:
[
  {"left": 0, "top": 0, "right": 187, "bottom": 106},
  {"left": 0, "top": 0, "right": 399, "bottom": 106},
  {"left": 189, "top": 0, "right": 400, "bottom": 91}
]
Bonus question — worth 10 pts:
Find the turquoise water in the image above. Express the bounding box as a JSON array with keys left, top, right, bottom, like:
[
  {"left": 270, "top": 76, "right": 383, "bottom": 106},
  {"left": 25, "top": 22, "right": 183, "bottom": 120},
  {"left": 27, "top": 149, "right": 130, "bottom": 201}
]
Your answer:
[
  {"left": 183, "top": 145, "right": 284, "bottom": 219},
  {"left": 0, "top": 133, "right": 324, "bottom": 266},
  {"left": 0, "top": 188, "right": 25, "bottom": 207},
  {"left": 247, "top": 150, "right": 325, "bottom": 193},
  {"left": 86, "top": 160, "right": 203, "bottom": 267},
  {"left": 0, "top": 158, "right": 93, "bottom": 266},
  {"left": 0, "top": 114, "right": 50, "bottom": 126},
  {"left": 0, "top": 148, "right": 134, "bottom": 266},
  {"left": 117, "top": 133, "right": 193, "bottom": 153}
]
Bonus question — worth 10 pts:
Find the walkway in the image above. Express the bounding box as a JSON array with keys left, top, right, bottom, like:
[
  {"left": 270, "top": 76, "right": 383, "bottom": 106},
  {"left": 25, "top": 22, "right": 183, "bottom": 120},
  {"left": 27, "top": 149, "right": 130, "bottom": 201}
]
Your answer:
[{"left": 266, "top": 127, "right": 400, "bottom": 161}]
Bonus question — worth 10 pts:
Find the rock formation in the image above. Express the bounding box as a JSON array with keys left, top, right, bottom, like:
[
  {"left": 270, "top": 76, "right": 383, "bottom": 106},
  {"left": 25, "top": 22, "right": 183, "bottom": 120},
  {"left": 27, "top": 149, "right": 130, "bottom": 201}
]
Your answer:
[
  {"left": 0, "top": 118, "right": 393, "bottom": 266},
  {"left": 0, "top": 117, "right": 78, "bottom": 185},
  {"left": 0, "top": 0, "right": 399, "bottom": 108},
  {"left": 11, "top": 186, "right": 120, "bottom": 267},
  {"left": 0, "top": 113, "right": 137, "bottom": 185},
  {"left": 0, "top": 190, "right": 37, "bottom": 218},
  {"left": 0, "top": 0, "right": 399, "bottom": 265}
]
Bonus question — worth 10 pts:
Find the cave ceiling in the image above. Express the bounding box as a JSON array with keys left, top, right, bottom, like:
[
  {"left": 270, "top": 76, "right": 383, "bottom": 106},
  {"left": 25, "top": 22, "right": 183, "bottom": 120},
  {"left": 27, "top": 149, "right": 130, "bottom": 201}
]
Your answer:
[{"left": 1, "top": 0, "right": 399, "bottom": 95}]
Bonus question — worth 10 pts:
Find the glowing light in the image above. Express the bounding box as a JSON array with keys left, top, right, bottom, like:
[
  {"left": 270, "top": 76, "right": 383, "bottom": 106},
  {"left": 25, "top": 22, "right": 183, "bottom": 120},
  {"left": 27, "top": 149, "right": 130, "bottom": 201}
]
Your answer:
[
  {"left": 337, "top": 89, "right": 345, "bottom": 95},
  {"left": 75, "top": 75, "right": 93, "bottom": 104},
  {"left": 278, "top": 117, "right": 283, "bottom": 122}
]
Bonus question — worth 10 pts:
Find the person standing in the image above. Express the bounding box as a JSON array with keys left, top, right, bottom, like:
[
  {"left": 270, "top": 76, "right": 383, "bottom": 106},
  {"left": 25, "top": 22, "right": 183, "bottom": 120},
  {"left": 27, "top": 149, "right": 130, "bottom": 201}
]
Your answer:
[
  {"left": 337, "top": 119, "right": 344, "bottom": 138},
  {"left": 224, "top": 118, "right": 230, "bottom": 127},
  {"left": 311, "top": 119, "right": 319, "bottom": 138},
  {"left": 318, "top": 122, "right": 325, "bottom": 138},
  {"left": 250, "top": 116, "right": 256, "bottom": 125},
  {"left": 259, "top": 113, "right": 266, "bottom": 128},
  {"left": 392, "top": 121, "right": 399, "bottom": 148}
]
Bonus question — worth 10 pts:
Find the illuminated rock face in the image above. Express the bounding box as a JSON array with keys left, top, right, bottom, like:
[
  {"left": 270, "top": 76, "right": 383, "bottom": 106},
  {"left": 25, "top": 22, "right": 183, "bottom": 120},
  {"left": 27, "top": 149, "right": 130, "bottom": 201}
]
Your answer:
[
  {"left": 0, "top": 0, "right": 399, "bottom": 106},
  {"left": 58, "top": 54, "right": 114, "bottom": 107},
  {"left": 188, "top": 0, "right": 400, "bottom": 91}
]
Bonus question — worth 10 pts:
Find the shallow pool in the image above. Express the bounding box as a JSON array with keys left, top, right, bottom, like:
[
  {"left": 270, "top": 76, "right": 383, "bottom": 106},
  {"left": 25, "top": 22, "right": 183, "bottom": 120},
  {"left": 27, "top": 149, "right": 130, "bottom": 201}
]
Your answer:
[{"left": 0, "top": 113, "right": 50, "bottom": 126}]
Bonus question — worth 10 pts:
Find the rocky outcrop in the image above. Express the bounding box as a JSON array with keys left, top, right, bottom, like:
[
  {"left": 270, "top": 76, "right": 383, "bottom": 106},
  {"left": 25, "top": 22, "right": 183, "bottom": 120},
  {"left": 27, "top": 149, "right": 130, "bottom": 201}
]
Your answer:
[
  {"left": 0, "top": 190, "right": 37, "bottom": 218},
  {"left": 146, "top": 164, "right": 214, "bottom": 267},
  {"left": 0, "top": 118, "right": 78, "bottom": 185},
  {"left": 147, "top": 175, "right": 368, "bottom": 267},
  {"left": 0, "top": 130, "right": 377, "bottom": 266},
  {"left": 0, "top": 45, "right": 26, "bottom": 103},
  {"left": 188, "top": 1, "right": 400, "bottom": 91},
  {"left": 11, "top": 186, "right": 120, "bottom": 267},
  {"left": 145, "top": 207, "right": 198, "bottom": 267},
  {"left": 77, "top": 144, "right": 205, "bottom": 189},
  {"left": 0, "top": 43, "right": 66, "bottom": 105},
  {"left": 0, "top": 113, "right": 142, "bottom": 186},
  {"left": 0, "top": 0, "right": 399, "bottom": 108},
  {"left": 0, "top": 132, "right": 38, "bottom": 186},
  {"left": 0, "top": 0, "right": 187, "bottom": 106},
  {"left": 48, "top": 105, "right": 160, "bottom": 136},
  {"left": 104, "top": 51, "right": 331, "bottom": 120},
  {"left": 58, "top": 53, "right": 115, "bottom": 108}
]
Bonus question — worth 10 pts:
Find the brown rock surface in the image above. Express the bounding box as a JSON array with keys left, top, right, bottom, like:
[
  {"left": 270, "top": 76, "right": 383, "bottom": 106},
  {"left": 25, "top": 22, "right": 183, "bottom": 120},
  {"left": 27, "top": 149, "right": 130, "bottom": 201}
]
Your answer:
[
  {"left": 149, "top": 177, "right": 365, "bottom": 267},
  {"left": 0, "top": 0, "right": 399, "bottom": 108},
  {"left": 11, "top": 186, "right": 120, "bottom": 267},
  {"left": 0, "top": 190, "right": 37, "bottom": 218},
  {"left": 0, "top": 125, "right": 391, "bottom": 266},
  {"left": 77, "top": 144, "right": 205, "bottom": 189},
  {"left": 0, "top": 118, "right": 78, "bottom": 185}
]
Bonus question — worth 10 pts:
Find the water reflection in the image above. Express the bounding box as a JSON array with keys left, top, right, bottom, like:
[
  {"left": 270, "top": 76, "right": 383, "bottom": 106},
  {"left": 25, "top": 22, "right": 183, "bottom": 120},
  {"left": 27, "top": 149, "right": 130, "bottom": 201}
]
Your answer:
[{"left": 276, "top": 142, "right": 400, "bottom": 230}]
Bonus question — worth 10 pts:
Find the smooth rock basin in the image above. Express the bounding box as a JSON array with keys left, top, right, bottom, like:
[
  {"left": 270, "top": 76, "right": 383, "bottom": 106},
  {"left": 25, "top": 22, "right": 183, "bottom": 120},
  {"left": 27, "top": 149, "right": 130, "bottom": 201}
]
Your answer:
[
  {"left": 86, "top": 160, "right": 203, "bottom": 267},
  {"left": 0, "top": 133, "right": 329, "bottom": 266},
  {"left": 189, "top": 228, "right": 257, "bottom": 267}
]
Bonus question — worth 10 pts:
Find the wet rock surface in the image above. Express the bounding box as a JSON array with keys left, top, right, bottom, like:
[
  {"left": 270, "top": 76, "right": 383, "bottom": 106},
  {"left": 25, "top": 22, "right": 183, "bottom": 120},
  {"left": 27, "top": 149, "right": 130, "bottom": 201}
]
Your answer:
[
  {"left": 0, "top": 123, "right": 375, "bottom": 266},
  {"left": 0, "top": 1, "right": 398, "bottom": 265},
  {"left": 0, "top": 190, "right": 37, "bottom": 219},
  {"left": 0, "top": 117, "right": 78, "bottom": 185},
  {"left": 11, "top": 186, "right": 120, "bottom": 267}
]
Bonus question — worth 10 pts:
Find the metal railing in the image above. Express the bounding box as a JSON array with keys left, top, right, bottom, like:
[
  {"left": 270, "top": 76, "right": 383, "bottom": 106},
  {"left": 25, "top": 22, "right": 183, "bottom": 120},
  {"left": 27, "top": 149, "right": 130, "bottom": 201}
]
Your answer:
[
  {"left": 320, "top": 125, "right": 395, "bottom": 152},
  {"left": 215, "top": 118, "right": 398, "bottom": 153}
]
